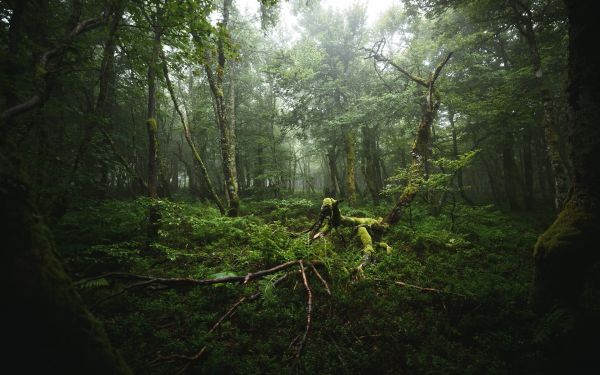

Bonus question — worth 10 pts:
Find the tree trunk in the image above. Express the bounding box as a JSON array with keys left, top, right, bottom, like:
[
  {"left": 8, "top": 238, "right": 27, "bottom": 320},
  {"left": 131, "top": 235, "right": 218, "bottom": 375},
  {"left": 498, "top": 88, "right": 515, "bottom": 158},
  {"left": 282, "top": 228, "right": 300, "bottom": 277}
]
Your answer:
[
  {"left": 367, "top": 49, "right": 452, "bottom": 225},
  {"left": 361, "top": 125, "right": 382, "bottom": 204},
  {"left": 1, "top": 148, "right": 131, "bottom": 374},
  {"left": 509, "top": 0, "right": 570, "bottom": 210},
  {"left": 161, "top": 51, "right": 225, "bottom": 214},
  {"left": 203, "top": 0, "right": 239, "bottom": 216},
  {"left": 522, "top": 121, "right": 535, "bottom": 209},
  {"left": 385, "top": 108, "right": 434, "bottom": 224},
  {"left": 145, "top": 20, "right": 162, "bottom": 247},
  {"left": 344, "top": 129, "right": 357, "bottom": 206},
  {"left": 326, "top": 146, "right": 342, "bottom": 197},
  {"left": 502, "top": 128, "right": 520, "bottom": 210},
  {"left": 531, "top": 2, "right": 600, "bottom": 372},
  {"left": 449, "top": 110, "right": 473, "bottom": 205}
]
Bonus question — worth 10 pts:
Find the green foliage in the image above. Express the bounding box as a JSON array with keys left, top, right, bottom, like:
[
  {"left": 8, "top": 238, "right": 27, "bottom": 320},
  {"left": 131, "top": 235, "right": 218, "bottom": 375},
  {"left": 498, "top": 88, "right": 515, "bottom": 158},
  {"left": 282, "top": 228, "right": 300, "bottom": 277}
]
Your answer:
[{"left": 54, "top": 197, "right": 548, "bottom": 374}]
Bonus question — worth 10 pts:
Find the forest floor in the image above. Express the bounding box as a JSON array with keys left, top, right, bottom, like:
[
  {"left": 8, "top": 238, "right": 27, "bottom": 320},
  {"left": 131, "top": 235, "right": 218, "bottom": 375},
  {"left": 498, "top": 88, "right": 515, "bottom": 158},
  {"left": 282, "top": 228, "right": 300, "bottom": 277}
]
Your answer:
[{"left": 54, "top": 196, "right": 555, "bottom": 374}]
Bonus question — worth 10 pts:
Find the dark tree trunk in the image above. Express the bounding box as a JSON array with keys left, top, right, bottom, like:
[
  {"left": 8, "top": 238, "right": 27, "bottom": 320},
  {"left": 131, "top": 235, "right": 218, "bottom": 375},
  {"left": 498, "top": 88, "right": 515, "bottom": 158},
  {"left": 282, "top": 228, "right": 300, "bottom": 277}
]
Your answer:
[
  {"left": 522, "top": 122, "right": 535, "bottom": 209},
  {"left": 449, "top": 110, "right": 473, "bottom": 204},
  {"left": 502, "top": 129, "right": 520, "bottom": 210},
  {"left": 1, "top": 148, "right": 131, "bottom": 374},
  {"left": 327, "top": 146, "right": 342, "bottom": 197},
  {"left": 531, "top": 1, "right": 600, "bottom": 371},
  {"left": 361, "top": 125, "right": 383, "bottom": 204}
]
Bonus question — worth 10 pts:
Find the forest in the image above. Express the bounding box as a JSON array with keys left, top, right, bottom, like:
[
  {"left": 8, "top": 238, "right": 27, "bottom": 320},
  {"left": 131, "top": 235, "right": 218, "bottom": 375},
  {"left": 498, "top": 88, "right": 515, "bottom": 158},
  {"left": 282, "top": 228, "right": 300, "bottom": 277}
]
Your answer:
[{"left": 1, "top": 0, "right": 598, "bottom": 374}]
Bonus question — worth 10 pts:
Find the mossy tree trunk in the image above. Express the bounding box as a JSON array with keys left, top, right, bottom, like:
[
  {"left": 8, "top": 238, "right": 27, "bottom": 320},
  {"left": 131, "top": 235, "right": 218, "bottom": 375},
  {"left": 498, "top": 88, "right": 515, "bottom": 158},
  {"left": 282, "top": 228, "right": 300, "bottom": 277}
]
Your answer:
[
  {"left": 531, "top": 1, "right": 600, "bottom": 370},
  {"left": 203, "top": 0, "right": 239, "bottom": 216},
  {"left": 1, "top": 148, "right": 131, "bottom": 374},
  {"left": 508, "top": 0, "right": 570, "bottom": 211},
  {"left": 367, "top": 49, "right": 452, "bottom": 225}
]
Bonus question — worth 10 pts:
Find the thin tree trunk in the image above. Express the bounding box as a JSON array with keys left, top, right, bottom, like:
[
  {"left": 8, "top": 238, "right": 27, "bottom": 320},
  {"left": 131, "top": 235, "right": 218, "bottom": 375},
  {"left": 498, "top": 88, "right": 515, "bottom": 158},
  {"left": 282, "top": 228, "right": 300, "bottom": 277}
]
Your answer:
[
  {"left": 327, "top": 146, "right": 342, "bottom": 197},
  {"left": 344, "top": 129, "right": 357, "bottom": 206},
  {"left": 523, "top": 121, "right": 535, "bottom": 209},
  {"left": 502, "top": 128, "right": 520, "bottom": 210},
  {"left": 449, "top": 110, "right": 473, "bottom": 204},
  {"left": 161, "top": 51, "right": 225, "bottom": 214},
  {"left": 509, "top": 0, "right": 569, "bottom": 210},
  {"left": 202, "top": 0, "right": 239, "bottom": 216}
]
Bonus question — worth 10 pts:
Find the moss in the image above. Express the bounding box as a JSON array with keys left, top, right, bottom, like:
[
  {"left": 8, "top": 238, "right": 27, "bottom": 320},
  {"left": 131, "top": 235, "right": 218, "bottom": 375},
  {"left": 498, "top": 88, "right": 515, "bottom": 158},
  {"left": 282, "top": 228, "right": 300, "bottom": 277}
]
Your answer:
[
  {"left": 2, "top": 149, "right": 131, "bottom": 374},
  {"left": 532, "top": 196, "right": 600, "bottom": 311},
  {"left": 321, "top": 197, "right": 336, "bottom": 209},
  {"left": 146, "top": 118, "right": 158, "bottom": 133},
  {"left": 35, "top": 63, "right": 47, "bottom": 78},
  {"left": 357, "top": 226, "right": 374, "bottom": 255}
]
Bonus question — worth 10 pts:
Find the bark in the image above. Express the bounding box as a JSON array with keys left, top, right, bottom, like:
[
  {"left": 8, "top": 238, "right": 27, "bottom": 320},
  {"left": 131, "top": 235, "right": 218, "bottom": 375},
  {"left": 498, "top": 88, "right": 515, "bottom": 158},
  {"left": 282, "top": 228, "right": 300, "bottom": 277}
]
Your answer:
[
  {"left": 531, "top": 1, "right": 600, "bottom": 370},
  {"left": 532, "top": 0, "right": 600, "bottom": 311},
  {"left": 344, "top": 129, "right": 357, "bottom": 206},
  {"left": 202, "top": 0, "right": 239, "bottom": 216},
  {"left": 326, "top": 146, "right": 342, "bottom": 197},
  {"left": 508, "top": 0, "right": 570, "bottom": 210},
  {"left": 1, "top": 149, "right": 131, "bottom": 374},
  {"left": 146, "top": 24, "right": 161, "bottom": 199},
  {"left": 145, "top": 16, "right": 163, "bottom": 247}
]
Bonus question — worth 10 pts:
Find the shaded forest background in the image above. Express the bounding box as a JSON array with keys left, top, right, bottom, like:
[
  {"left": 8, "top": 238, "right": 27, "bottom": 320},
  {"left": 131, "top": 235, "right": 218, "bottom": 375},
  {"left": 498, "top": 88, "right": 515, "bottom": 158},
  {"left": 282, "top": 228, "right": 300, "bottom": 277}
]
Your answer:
[{"left": 1, "top": 0, "right": 598, "bottom": 374}]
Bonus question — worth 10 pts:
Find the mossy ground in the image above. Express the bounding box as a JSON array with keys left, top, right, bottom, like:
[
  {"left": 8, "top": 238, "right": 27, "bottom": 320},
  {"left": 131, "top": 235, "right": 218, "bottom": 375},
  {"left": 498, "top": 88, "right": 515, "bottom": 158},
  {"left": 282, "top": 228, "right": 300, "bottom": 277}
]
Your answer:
[{"left": 54, "top": 196, "right": 554, "bottom": 374}]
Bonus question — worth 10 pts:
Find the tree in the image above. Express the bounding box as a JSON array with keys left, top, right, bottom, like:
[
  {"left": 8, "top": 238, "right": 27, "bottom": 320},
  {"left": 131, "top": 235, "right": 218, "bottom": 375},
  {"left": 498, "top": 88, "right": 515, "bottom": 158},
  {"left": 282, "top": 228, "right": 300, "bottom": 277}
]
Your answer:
[
  {"left": 201, "top": 0, "right": 240, "bottom": 216},
  {"left": 366, "top": 40, "right": 452, "bottom": 225},
  {"left": 530, "top": 0, "right": 600, "bottom": 371}
]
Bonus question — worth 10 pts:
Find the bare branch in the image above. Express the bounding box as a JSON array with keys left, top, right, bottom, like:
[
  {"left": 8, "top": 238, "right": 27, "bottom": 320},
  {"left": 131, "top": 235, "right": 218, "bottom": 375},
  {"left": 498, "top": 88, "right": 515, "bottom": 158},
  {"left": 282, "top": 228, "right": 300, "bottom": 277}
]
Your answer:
[{"left": 295, "top": 260, "right": 313, "bottom": 358}]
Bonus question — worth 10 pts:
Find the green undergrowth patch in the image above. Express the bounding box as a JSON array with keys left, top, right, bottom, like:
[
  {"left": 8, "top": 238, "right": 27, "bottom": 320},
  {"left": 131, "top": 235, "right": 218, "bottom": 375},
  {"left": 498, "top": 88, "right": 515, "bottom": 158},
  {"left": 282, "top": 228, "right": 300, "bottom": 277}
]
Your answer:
[{"left": 55, "top": 198, "right": 546, "bottom": 374}]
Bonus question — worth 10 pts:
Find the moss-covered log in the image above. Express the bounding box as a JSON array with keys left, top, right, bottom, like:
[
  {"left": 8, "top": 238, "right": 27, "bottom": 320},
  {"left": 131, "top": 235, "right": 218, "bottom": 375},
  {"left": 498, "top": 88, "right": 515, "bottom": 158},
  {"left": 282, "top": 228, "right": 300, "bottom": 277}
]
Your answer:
[{"left": 310, "top": 198, "right": 391, "bottom": 269}]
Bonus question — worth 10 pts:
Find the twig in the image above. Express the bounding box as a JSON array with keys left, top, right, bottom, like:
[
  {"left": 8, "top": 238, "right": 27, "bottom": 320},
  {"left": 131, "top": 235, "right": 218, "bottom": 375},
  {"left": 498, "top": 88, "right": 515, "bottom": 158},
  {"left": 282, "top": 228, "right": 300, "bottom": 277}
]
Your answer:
[
  {"left": 393, "top": 280, "right": 466, "bottom": 297},
  {"left": 309, "top": 263, "right": 331, "bottom": 296},
  {"left": 295, "top": 260, "right": 313, "bottom": 359},
  {"left": 93, "top": 279, "right": 156, "bottom": 306},
  {"left": 176, "top": 296, "right": 248, "bottom": 374},
  {"left": 150, "top": 270, "right": 297, "bottom": 370}
]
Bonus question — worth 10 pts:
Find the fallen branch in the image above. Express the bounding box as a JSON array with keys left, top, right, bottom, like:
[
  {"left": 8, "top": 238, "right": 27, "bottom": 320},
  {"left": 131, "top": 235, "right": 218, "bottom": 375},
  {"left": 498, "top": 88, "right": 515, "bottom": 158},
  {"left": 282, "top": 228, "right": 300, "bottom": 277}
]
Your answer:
[
  {"left": 294, "top": 260, "right": 313, "bottom": 359},
  {"left": 371, "top": 278, "right": 467, "bottom": 297},
  {"left": 309, "top": 262, "right": 331, "bottom": 296},
  {"left": 78, "top": 260, "right": 301, "bottom": 291}
]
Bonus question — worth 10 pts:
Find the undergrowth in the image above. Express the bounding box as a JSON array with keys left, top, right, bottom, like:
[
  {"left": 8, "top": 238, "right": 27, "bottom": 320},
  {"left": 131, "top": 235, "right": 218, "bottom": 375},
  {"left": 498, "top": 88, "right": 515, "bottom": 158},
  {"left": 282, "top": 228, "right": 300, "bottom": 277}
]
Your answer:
[{"left": 54, "top": 197, "right": 549, "bottom": 374}]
